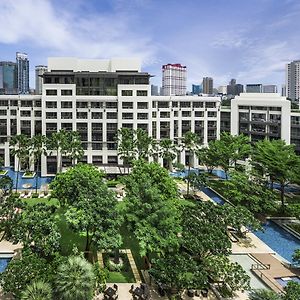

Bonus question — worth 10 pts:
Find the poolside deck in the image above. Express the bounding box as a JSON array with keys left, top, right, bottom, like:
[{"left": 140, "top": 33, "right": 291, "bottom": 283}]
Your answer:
[{"left": 251, "top": 253, "right": 300, "bottom": 292}]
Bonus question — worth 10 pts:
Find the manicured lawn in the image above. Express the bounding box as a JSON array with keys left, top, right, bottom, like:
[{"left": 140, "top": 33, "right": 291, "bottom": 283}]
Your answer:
[
  {"left": 22, "top": 197, "right": 60, "bottom": 207},
  {"left": 107, "top": 271, "right": 135, "bottom": 283}
]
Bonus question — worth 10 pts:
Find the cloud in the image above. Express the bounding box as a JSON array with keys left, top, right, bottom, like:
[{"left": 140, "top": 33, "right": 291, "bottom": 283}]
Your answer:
[{"left": 0, "top": 0, "right": 157, "bottom": 63}]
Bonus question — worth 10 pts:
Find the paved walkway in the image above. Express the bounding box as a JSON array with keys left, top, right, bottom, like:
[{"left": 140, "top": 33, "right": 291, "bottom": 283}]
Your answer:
[{"left": 251, "top": 253, "right": 300, "bottom": 292}]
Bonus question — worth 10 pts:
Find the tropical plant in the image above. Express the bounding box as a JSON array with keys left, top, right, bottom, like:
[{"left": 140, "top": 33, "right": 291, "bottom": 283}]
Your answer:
[
  {"left": 9, "top": 134, "right": 31, "bottom": 191},
  {"left": 180, "top": 132, "right": 200, "bottom": 195},
  {"left": 55, "top": 256, "right": 95, "bottom": 300},
  {"left": 284, "top": 281, "right": 300, "bottom": 300},
  {"left": 0, "top": 175, "right": 13, "bottom": 195},
  {"left": 252, "top": 139, "right": 300, "bottom": 209},
  {"left": 117, "top": 128, "right": 136, "bottom": 174},
  {"left": 249, "top": 289, "right": 281, "bottom": 300},
  {"left": 31, "top": 134, "right": 48, "bottom": 193},
  {"left": 21, "top": 280, "right": 52, "bottom": 300},
  {"left": 159, "top": 138, "right": 177, "bottom": 171},
  {"left": 135, "top": 128, "right": 156, "bottom": 160},
  {"left": 65, "top": 131, "right": 84, "bottom": 166}
]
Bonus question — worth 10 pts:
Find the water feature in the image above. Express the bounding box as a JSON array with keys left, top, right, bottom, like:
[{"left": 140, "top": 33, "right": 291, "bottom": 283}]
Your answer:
[
  {"left": 0, "top": 168, "right": 54, "bottom": 190},
  {"left": 254, "top": 220, "right": 300, "bottom": 264},
  {"left": 0, "top": 254, "right": 13, "bottom": 272},
  {"left": 201, "top": 187, "right": 226, "bottom": 205}
]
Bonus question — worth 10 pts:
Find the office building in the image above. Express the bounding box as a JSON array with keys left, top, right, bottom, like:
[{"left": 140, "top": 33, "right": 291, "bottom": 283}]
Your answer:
[
  {"left": 202, "top": 77, "right": 213, "bottom": 94},
  {"left": 0, "top": 61, "right": 17, "bottom": 94},
  {"left": 227, "top": 79, "right": 243, "bottom": 96},
  {"left": 1, "top": 57, "right": 300, "bottom": 176},
  {"left": 35, "top": 65, "right": 47, "bottom": 95},
  {"left": 286, "top": 60, "right": 300, "bottom": 102},
  {"left": 16, "top": 52, "right": 30, "bottom": 94},
  {"left": 162, "top": 63, "right": 186, "bottom": 96},
  {"left": 192, "top": 84, "right": 202, "bottom": 95},
  {"left": 218, "top": 86, "right": 227, "bottom": 94},
  {"left": 262, "top": 85, "right": 277, "bottom": 93},
  {"left": 245, "top": 84, "right": 263, "bottom": 93},
  {"left": 282, "top": 84, "right": 286, "bottom": 97}
]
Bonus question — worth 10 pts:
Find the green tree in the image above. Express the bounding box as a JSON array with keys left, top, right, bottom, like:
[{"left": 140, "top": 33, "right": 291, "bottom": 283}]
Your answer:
[
  {"left": 181, "top": 132, "right": 200, "bottom": 195},
  {"left": 252, "top": 139, "right": 300, "bottom": 209},
  {"left": 51, "top": 164, "right": 121, "bottom": 257},
  {"left": 10, "top": 203, "right": 61, "bottom": 257},
  {"left": 117, "top": 128, "right": 136, "bottom": 174},
  {"left": 0, "top": 194, "right": 24, "bottom": 242},
  {"left": 0, "top": 252, "right": 50, "bottom": 299},
  {"left": 55, "top": 256, "right": 95, "bottom": 300},
  {"left": 221, "top": 171, "right": 277, "bottom": 213},
  {"left": 48, "top": 129, "right": 69, "bottom": 173},
  {"left": 0, "top": 175, "right": 13, "bottom": 195},
  {"left": 31, "top": 134, "right": 48, "bottom": 193},
  {"left": 159, "top": 138, "right": 177, "bottom": 171},
  {"left": 135, "top": 128, "right": 156, "bottom": 160},
  {"left": 196, "top": 146, "right": 219, "bottom": 173},
  {"left": 249, "top": 289, "right": 281, "bottom": 300},
  {"left": 292, "top": 249, "right": 300, "bottom": 264},
  {"left": 284, "top": 281, "right": 300, "bottom": 300},
  {"left": 149, "top": 252, "right": 206, "bottom": 298},
  {"left": 21, "top": 280, "right": 52, "bottom": 300},
  {"left": 188, "top": 172, "right": 207, "bottom": 195},
  {"left": 65, "top": 131, "right": 84, "bottom": 166},
  {"left": 9, "top": 134, "right": 31, "bottom": 191},
  {"left": 123, "top": 161, "right": 181, "bottom": 258}
]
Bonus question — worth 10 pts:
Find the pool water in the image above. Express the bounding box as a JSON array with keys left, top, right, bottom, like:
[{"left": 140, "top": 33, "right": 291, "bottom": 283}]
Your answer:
[
  {"left": 0, "top": 256, "right": 12, "bottom": 272},
  {"left": 202, "top": 187, "right": 226, "bottom": 205},
  {"left": 275, "top": 276, "right": 300, "bottom": 287},
  {"left": 0, "top": 167, "right": 54, "bottom": 189},
  {"left": 170, "top": 168, "right": 227, "bottom": 179},
  {"left": 254, "top": 221, "right": 300, "bottom": 264}
]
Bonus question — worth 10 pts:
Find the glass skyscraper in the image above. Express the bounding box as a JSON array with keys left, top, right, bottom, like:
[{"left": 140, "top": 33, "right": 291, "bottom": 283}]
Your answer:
[
  {"left": 16, "top": 52, "right": 29, "bottom": 94},
  {"left": 0, "top": 61, "right": 17, "bottom": 94}
]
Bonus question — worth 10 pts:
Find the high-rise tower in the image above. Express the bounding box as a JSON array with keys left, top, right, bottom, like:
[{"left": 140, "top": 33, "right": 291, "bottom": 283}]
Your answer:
[
  {"left": 286, "top": 60, "right": 300, "bottom": 102},
  {"left": 35, "top": 65, "right": 47, "bottom": 94},
  {"left": 162, "top": 63, "right": 186, "bottom": 96},
  {"left": 16, "top": 52, "right": 29, "bottom": 94},
  {"left": 0, "top": 61, "right": 17, "bottom": 94},
  {"left": 202, "top": 77, "right": 213, "bottom": 94}
]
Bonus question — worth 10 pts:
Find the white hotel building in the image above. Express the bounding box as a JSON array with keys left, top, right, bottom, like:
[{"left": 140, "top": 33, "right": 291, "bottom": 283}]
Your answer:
[{"left": 0, "top": 57, "right": 299, "bottom": 176}]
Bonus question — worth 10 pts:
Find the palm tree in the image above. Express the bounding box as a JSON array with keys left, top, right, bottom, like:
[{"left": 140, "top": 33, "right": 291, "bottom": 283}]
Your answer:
[
  {"left": 159, "top": 138, "right": 177, "bottom": 171},
  {"left": 48, "top": 129, "right": 68, "bottom": 173},
  {"left": 117, "top": 128, "right": 136, "bottom": 174},
  {"left": 9, "top": 134, "right": 31, "bottom": 192},
  {"left": 65, "top": 131, "right": 84, "bottom": 166},
  {"left": 55, "top": 256, "right": 95, "bottom": 300},
  {"left": 31, "top": 134, "right": 48, "bottom": 193},
  {"left": 21, "top": 280, "right": 52, "bottom": 300},
  {"left": 135, "top": 128, "right": 156, "bottom": 161},
  {"left": 181, "top": 132, "right": 200, "bottom": 196}
]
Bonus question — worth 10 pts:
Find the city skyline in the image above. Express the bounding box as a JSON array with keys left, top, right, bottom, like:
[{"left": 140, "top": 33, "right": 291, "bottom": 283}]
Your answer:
[{"left": 0, "top": 0, "right": 299, "bottom": 89}]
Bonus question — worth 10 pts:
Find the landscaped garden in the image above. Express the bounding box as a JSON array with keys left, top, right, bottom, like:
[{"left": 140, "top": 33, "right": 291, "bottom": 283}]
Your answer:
[{"left": 1, "top": 129, "right": 300, "bottom": 299}]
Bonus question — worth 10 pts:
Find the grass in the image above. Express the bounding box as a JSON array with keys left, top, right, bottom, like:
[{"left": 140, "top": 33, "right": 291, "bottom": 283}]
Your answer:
[
  {"left": 22, "top": 197, "right": 60, "bottom": 207},
  {"left": 0, "top": 169, "right": 8, "bottom": 175},
  {"left": 107, "top": 271, "right": 135, "bottom": 283}
]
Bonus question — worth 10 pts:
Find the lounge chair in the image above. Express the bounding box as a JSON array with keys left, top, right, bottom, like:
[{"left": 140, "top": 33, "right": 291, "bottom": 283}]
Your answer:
[{"left": 38, "top": 192, "right": 45, "bottom": 198}]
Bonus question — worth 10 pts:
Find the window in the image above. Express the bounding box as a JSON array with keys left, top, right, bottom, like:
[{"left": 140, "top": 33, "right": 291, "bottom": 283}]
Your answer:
[
  {"left": 34, "top": 111, "right": 42, "bottom": 117},
  {"left": 180, "top": 101, "right": 190, "bottom": 108},
  {"left": 10, "top": 100, "right": 17, "bottom": 106},
  {"left": 46, "top": 101, "right": 57, "bottom": 108},
  {"left": 61, "top": 89, "right": 72, "bottom": 96},
  {"left": 193, "top": 102, "right": 203, "bottom": 108},
  {"left": 137, "top": 102, "right": 148, "bottom": 109},
  {"left": 172, "top": 101, "right": 178, "bottom": 108},
  {"left": 92, "top": 156, "right": 103, "bottom": 165},
  {"left": 77, "top": 112, "right": 87, "bottom": 119},
  {"left": 206, "top": 102, "right": 216, "bottom": 108},
  {"left": 152, "top": 112, "right": 156, "bottom": 118},
  {"left": 92, "top": 112, "right": 103, "bottom": 119},
  {"left": 35, "top": 100, "right": 41, "bottom": 107},
  {"left": 122, "top": 102, "right": 133, "bottom": 109},
  {"left": 21, "top": 100, "right": 32, "bottom": 107},
  {"left": 174, "top": 111, "right": 178, "bottom": 117},
  {"left": 76, "top": 102, "right": 88, "bottom": 108},
  {"left": 107, "top": 156, "right": 118, "bottom": 164},
  {"left": 20, "top": 111, "right": 31, "bottom": 117},
  {"left": 0, "top": 100, "right": 8, "bottom": 106},
  {"left": 61, "top": 101, "right": 73, "bottom": 109},
  {"left": 10, "top": 110, "right": 17, "bottom": 116},
  {"left": 160, "top": 112, "right": 170, "bottom": 118},
  {"left": 61, "top": 112, "right": 73, "bottom": 119},
  {"left": 137, "top": 90, "right": 147, "bottom": 96},
  {"left": 106, "top": 102, "right": 117, "bottom": 109},
  {"left": 195, "top": 111, "right": 204, "bottom": 117},
  {"left": 208, "top": 111, "right": 217, "bottom": 118},
  {"left": 182, "top": 111, "right": 191, "bottom": 117},
  {"left": 0, "top": 110, "right": 6, "bottom": 116},
  {"left": 107, "top": 112, "right": 117, "bottom": 119},
  {"left": 61, "top": 123, "right": 73, "bottom": 131},
  {"left": 122, "top": 113, "right": 133, "bottom": 119},
  {"left": 91, "top": 102, "right": 103, "bottom": 108},
  {"left": 46, "top": 112, "right": 57, "bottom": 119},
  {"left": 46, "top": 89, "right": 57, "bottom": 96},
  {"left": 158, "top": 101, "right": 169, "bottom": 108},
  {"left": 122, "top": 90, "right": 133, "bottom": 96},
  {"left": 137, "top": 113, "right": 148, "bottom": 120}
]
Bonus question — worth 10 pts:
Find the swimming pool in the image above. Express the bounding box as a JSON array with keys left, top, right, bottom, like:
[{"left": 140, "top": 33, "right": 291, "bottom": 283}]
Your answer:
[
  {"left": 0, "top": 168, "right": 54, "bottom": 189},
  {"left": 170, "top": 168, "right": 227, "bottom": 179},
  {"left": 202, "top": 187, "right": 226, "bottom": 205},
  {"left": 0, "top": 253, "right": 13, "bottom": 272},
  {"left": 275, "top": 276, "right": 300, "bottom": 287},
  {"left": 254, "top": 221, "right": 300, "bottom": 264}
]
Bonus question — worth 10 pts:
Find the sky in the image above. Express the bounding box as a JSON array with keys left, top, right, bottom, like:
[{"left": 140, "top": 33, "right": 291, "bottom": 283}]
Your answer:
[{"left": 0, "top": 0, "right": 300, "bottom": 90}]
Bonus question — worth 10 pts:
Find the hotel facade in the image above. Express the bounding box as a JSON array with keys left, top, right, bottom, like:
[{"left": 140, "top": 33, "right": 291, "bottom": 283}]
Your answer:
[{"left": 0, "top": 58, "right": 299, "bottom": 176}]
